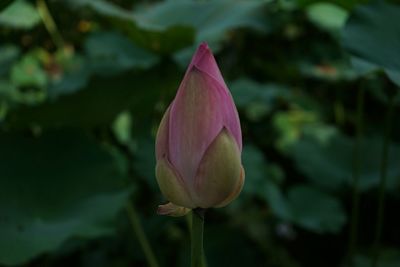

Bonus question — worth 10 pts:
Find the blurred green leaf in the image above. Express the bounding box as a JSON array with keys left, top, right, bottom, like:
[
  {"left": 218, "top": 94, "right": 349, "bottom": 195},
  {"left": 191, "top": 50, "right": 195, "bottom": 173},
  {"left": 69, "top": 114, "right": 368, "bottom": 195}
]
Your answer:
[
  {"left": 0, "top": 130, "right": 130, "bottom": 265},
  {"left": 70, "top": 0, "right": 194, "bottom": 54},
  {"left": 350, "top": 56, "right": 381, "bottom": 75},
  {"left": 288, "top": 185, "right": 346, "bottom": 233},
  {"left": 171, "top": 0, "right": 271, "bottom": 65},
  {"left": 290, "top": 132, "right": 400, "bottom": 191},
  {"left": 265, "top": 183, "right": 292, "bottom": 221},
  {"left": 306, "top": 2, "right": 348, "bottom": 33},
  {"left": 72, "top": 0, "right": 269, "bottom": 55},
  {"left": 343, "top": 1, "right": 400, "bottom": 71},
  {"left": 0, "top": 0, "right": 41, "bottom": 29},
  {"left": 8, "top": 51, "right": 48, "bottom": 105},
  {"left": 350, "top": 56, "right": 400, "bottom": 88},
  {"left": 11, "top": 52, "right": 47, "bottom": 88},
  {"left": 298, "top": 61, "right": 359, "bottom": 81},
  {"left": 133, "top": 0, "right": 268, "bottom": 43},
  {"left": 273, "top": 109, "right": 330, "bottom": 151},
  {"left": 49, "top": 32, "right": 159, "bottom": 99},
  {"left": 242, "top": 145, "right": 346, "bottom": 233},
  {"left": 242, "top": 145, "right": 291, "bottom": 220},
  {"left": 132, "top": 137, "right": 158, "bottom": 191},
  {"left": 84, "top": 31, "right": 159, "bottom": 74},
  {"left": 112, "top": 111, "right": 132, "bottom": 145},
  {"left": 0, "top": 80, "right": 16, "bottom": 101},
  {"left": 342, "top": 1, "right": 400, "bottom": 85},
  {"left": 348, "top": 56, "right": 400, "bottom": 106},
  {"left": 297, "top": 0, "right": 368, "bottom": 10},
  {"left": 5, "top": 66, "right": 179, "bottom": 129},
  {"left": 0, "top": 45, "right": 19, "bottom": 76},
  {"left": 242, "top": 145, "right": 278, "bottom": 196},
  {"left": 231, "top": 79, "right": 292, "bottom": 107},
  {"left": 230, "top": 79, "right": 292, "bottom": 121},
  {"left": 47, "top": 48, "right": 90, "bottom": 98}
]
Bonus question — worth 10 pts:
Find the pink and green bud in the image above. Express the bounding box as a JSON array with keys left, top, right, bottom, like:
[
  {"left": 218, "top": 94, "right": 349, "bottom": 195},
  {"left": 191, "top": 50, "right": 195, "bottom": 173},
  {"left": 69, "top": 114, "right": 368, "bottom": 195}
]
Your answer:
[{"left": 155, "top": 42, "right": 244, "bottom": 216}]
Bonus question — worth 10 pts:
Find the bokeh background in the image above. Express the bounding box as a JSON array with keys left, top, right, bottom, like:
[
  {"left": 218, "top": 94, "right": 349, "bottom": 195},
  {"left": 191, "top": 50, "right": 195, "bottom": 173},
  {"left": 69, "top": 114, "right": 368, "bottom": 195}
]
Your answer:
[{"left": 0, "top": 0, "right": 399, "bottom": 266}]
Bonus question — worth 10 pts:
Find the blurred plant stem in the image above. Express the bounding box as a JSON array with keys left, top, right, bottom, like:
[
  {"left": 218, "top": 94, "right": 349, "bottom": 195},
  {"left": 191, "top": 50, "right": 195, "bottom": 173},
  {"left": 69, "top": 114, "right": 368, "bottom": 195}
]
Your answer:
[
  {"left": 348, "top": 85, "right": 365, "bottom": 266},
  {"left": 191, "top": 209, "right": 206, "bottom": 267},
  {"left": 371, "top": 96, "right": 395, "bottom": 267},
  {"left": 36, "top": 0, "right": 64, "bottom": 49},
  {"left": 126, "top": 203, "right": 160, "bottom": 267}
]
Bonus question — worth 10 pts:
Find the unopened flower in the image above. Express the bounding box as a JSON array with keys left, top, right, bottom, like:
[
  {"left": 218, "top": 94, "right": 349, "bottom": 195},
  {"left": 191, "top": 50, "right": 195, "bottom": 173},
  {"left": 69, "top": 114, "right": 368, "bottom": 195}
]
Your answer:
[{"left": 155, "top": 42, "right": 244, "bottom": 216}]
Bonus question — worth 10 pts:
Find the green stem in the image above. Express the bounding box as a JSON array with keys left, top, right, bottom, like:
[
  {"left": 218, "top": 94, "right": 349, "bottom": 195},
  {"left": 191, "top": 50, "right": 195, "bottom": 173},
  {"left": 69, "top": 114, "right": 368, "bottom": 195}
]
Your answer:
[
  {"left": 371, "top": 97, "right": 395, "bottom": 267},
  {"left": 126, "top": 203, "right": 160, "bottom": 267},
  {"left": 348, "top": 85, "right": 365, "bottom": 266},
  {"left": 186, "top": 212, "right": 193, "bottom": 235},
  {"left": 191, "top": 209, "right": 206, "bottom": 267},
  {"left": 36, "top": 0, "right": 64, "bottom": 49}
]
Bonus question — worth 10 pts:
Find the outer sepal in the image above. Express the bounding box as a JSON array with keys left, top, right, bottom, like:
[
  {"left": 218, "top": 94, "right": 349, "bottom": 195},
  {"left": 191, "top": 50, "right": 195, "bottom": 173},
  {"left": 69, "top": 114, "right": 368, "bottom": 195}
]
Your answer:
[
  {"left": 157, "top": 202, "right": 191, "bottom": 217},
  {"left": 156, "top": 158, "right": 195, "bottom": 208},
  {"left": 193, "top": 129, "right": 244, "bottom": 208}
]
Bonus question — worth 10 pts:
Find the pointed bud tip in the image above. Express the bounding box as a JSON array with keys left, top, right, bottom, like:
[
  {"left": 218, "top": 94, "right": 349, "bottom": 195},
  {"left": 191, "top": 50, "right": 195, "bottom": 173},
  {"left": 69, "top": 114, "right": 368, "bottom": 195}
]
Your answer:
[
  {"left": 199, "top": 41, "right": 209, "bottom": 50},
  {"left": 191, "top": 42, "right": 211, "bottom": 67}
]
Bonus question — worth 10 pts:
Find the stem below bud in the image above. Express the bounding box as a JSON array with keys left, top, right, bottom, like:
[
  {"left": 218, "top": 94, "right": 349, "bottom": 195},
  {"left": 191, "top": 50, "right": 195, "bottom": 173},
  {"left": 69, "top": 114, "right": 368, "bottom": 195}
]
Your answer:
[{"left": 191, "top": 208, "right": 206, "bottom": 267}]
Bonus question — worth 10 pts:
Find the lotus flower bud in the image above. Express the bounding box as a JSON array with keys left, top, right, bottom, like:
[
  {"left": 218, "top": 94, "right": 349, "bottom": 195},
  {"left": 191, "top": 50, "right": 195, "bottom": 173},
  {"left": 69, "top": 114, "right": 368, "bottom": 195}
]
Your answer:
[{"left": 155, "top": 42, "right": 244, "bottom": 216}]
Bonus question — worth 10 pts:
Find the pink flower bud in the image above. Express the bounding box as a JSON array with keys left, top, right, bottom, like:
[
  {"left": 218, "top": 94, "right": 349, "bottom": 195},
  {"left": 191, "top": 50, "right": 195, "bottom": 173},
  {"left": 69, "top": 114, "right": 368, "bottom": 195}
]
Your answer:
[{"left": 155, "top": 42, "right": 244, "bottom": 216}]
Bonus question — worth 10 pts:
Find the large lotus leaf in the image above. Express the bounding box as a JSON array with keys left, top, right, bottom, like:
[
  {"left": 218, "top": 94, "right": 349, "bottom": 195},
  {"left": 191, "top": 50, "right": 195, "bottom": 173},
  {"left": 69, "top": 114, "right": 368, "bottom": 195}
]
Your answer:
[
  {"left": 290, "top": 133, "right": 400, "bottom": 191},
  {"left": 0, "top": 0, "right": 40, "bottom": 29},
  {"left": 242, "top": 145, "right": 272, "bottom": 197},
  {"left": 242, "top": 145, "right": 291, "bottom": 221},
  {"left": 242, "top": 144, "right": 346, "bottom": 233},
  {"left": 349, "top": 55, "right": 400, "bottom": 89},
  {"left": 0, "top": 130, "right": 130, "bottom": 266},
  {"left": 132, "top": 0, "right": 268, "bottom": 43},
  {"left": 84, "top": 31, "right": 159, "bottom": 75},
  {"left": 132, "top": 137, "right": 159, "bottom": 191},
  {"left": 342, "top": 1, "right": 400, "bottom": 85},
  {"left": 4, "top": 65, "right": 180, "bottom": 130},
  {"left": 48, "top": 32, "right": 159, "bottom": 99},
  {"left": 349, "top": 56, "right": 400, "bottom": 100},
  {"left": 230, "top": 79, "right": 292, "bottom": 121},
  {"left": 68, "top": 0, "right": 194, "bottom": 54},
  {"left": 164, "top": 0, "right": 270, "bottom": 64},
  {"left": 288, "top": 185, "right": 346, "bottom": 233},
  {"left": 70, "top": 0, "right": 268, "bottom": 54},
  {"left": 297, "top": 0, "right": 368, "bottom": 10}
]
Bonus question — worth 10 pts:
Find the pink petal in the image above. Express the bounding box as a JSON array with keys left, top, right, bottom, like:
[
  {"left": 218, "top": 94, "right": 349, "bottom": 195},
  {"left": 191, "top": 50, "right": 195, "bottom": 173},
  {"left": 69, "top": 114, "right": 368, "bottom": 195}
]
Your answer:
[
  {"left": 155, "top": 106, "right": 171, "bottom": 160},
  {"left": 191, "top": 42, "right": 242, "bottom": 150},
  {"left": 187, "top": 42, "right": 227, "bottom": 89},
  {"left": 169, "top": 67, "right": 242, "bottom": 188}
]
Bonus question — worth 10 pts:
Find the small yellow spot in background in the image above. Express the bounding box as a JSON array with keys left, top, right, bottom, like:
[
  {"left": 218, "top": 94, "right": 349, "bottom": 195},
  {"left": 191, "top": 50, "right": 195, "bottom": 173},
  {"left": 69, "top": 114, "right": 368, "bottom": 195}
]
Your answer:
[{"left": 78, "top": 20, "right": 92, "bottom": 32}]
